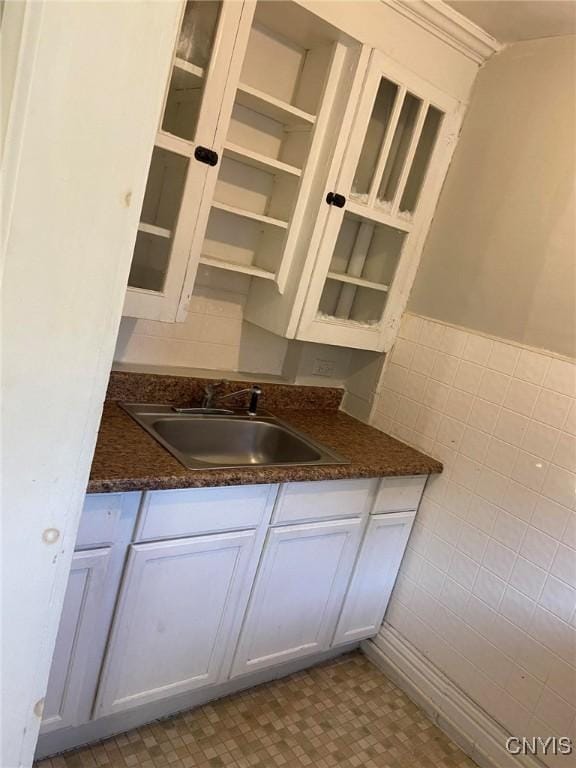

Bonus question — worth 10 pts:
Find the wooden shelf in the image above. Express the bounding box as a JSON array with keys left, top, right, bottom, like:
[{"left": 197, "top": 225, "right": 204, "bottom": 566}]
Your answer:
[
  {"left": 327, "top": 271, "right": 390, "bottom": 292},
  {"left": 236, "top": 82, "right": 315, "bottom": 127},
  {"left": 223, "top": 142, "right": 301, "bottom": 177},
  {"left": 173, "top": 57, "right": 204, "bottom": 80},
  {"left": 155, "top": 131, "right": 194, "bottom": 158},
  {"left": 199, "top": 255, "right": 276, "bottom": 281},
  {"left": 346, "top": 199, "right": 412, "bottom": 232},
  {"left": 138, "top": 222, "right": 172, "bottom": 239},
  {"left": 211, "top": 200, "right": 289, "bottom": 229}
]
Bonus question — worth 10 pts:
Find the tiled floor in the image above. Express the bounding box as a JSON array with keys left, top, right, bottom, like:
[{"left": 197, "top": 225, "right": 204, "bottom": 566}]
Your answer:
[{"left": 35, "top": 652, "right": 478, "bottom": 768}]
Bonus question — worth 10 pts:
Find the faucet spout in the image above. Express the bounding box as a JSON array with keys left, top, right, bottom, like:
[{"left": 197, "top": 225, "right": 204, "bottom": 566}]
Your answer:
[
  {"left": 201, "top": 380, "right": 226, "bottom": 409},
  {"left": 215, "top": 384, "right": 262, "bottom": 415}
]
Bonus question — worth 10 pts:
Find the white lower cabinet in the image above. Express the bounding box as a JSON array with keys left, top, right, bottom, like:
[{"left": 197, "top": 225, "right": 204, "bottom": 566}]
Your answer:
[
  {"left": 41, "top": 548, "right": 112, "bottom": 734},
  {"left": 95, "top": 529, "right": 260, "bottom": 716},
  {"left": 332, "top": 511, "right": 415, "bottom": 646},
  {"left": 231, "top": 518, "right": 363, "bottom": 678},
  {"left": 37, "top": 476, "right": 427, "bottom": 758}
]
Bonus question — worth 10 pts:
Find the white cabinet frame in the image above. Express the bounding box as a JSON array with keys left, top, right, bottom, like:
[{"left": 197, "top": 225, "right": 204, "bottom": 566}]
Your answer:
[
  {"left": 124, "top": 1, "right": 250, "bottom": 321},
  {"left": 231, "top": 517, "right": 363, "bottom": 677},
  {"left": 40, "top": 548, "right": 112, "bottom": 734},
  {"left": 332, "top": 511, "right": 415, "bottom": 646},
  {"left": 95, "top": 529, "right": 263, "bottom": 716},
  {"left": 296, "top": 50, "right": 464, "bottom": 351}
]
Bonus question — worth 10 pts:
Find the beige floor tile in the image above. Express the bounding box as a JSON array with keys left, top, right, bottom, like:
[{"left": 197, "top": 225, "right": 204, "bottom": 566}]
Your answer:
[{"left": 35, "top": 652, "right": 477, "bottom": 768}]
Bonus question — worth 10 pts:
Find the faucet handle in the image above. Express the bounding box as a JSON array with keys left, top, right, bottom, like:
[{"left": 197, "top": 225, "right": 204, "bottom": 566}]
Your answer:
[{"left": 248, "top": 385, "right": 262, "bottom": 416}]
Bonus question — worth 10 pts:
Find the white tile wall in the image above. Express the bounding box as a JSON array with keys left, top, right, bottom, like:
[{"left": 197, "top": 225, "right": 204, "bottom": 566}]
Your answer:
[
  {"left": 372, "top": 314, "right": 576, "bottom": 760},
  {"left": 115, "top": 266, "right": 289, "bottom": 374}
]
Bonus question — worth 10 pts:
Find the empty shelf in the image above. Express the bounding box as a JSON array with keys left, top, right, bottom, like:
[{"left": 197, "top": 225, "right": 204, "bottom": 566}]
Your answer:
[
  {"left": 223, "top": 142, "right": 301, "bottom": 177},
  {"left": 138, "top": 222, "right": 172, "bottom": 239},
  {"left": 211, "top": 200, "right": 289, "bottom": 229},
  {"left": 173, "top": 57, "right": 204, "bottom": 79},
  {"left": 236, "top": 83, "right": 315, "bottom": 127},
  {"left": 327, "top": 272, "right": 390, "bottom": 292},
  {"left": 199, "top": 255, "right": 276, "bottom": 281},
  {"left": 345, "top": 199, "right": 412, "bottom": 232}
]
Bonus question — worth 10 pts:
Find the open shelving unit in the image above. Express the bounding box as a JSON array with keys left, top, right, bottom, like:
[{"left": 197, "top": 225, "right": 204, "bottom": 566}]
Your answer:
[{"left": 198, "top": 1, "right": 340, "bottom": 285}]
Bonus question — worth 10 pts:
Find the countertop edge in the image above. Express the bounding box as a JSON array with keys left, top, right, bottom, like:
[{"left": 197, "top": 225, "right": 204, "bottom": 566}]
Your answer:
[{"left": 87, "top": 463, "right": 442, "bottom": 495}]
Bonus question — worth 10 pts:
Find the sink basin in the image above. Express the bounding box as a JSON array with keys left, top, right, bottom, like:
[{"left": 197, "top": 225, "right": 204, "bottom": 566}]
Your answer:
[{"left": 121, "top": 403, "right": 348, "bottom": 470}]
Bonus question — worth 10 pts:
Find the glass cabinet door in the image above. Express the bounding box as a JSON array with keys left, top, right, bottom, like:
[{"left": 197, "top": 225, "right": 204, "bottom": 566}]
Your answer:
[
  {"left": 124, "top": 1, "right": 244, "bottom": 321},
  {"left": 298, "top": 50, "right": 460, "bottom": 351}
]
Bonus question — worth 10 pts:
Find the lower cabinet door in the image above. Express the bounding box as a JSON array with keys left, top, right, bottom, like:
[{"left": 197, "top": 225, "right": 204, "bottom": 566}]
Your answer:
[
  {"left": 231, "top": 518, "right": 363, "bottom": 678},
  {"left": 95, "top": 530, "right": 258, "bottom": 716},
  {"left": 41, "top": 548, "right": 112, "bottom": 734},
  {"left": 332, "top": 511, "right": 415, "bottom": 646}
]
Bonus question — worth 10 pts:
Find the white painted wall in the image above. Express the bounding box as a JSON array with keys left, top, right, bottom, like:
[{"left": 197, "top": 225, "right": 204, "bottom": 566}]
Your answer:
[
  {"left": 0, "top": 0, "right": 27, "bottom": 155},
  {"left": 1, "top": 2, "right": 182, "bottom": 765},
  {"left": 409, "top": 35, "right": 576, "bottom": 358}
]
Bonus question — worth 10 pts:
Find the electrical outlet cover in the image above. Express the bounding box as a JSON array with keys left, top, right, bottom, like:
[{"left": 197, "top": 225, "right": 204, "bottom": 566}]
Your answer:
[{"left": 312, "top": 359, "right": 336, "bottom": 377}]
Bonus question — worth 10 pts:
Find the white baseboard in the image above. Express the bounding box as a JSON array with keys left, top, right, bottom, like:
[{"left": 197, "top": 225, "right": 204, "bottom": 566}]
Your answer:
[{"left": 362, "top": 625, "right": 545, "bottom": 768}]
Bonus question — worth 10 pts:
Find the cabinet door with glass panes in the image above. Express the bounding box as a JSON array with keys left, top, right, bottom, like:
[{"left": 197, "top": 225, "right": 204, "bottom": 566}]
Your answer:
[
  {"left": 295, "top": 51, "right": 463, "bottom": 352},
  {"left": 177, "top": 1, "right": 361, "bottom": 316},
  {"left": 124, "top": 1, "right": 247, "bottom": 321}
]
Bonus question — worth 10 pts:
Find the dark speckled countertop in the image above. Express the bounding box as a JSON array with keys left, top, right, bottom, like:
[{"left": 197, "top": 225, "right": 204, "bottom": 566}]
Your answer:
[{"left": 88, "top": 372, "right": 442, "bottom": 493}]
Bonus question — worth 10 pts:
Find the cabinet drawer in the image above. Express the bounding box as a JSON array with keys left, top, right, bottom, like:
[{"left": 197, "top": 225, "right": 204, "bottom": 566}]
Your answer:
[
  {"left": 272, "top": 479, "right": 376, "bottom": 525},
  {"left": 76, "top": 494, "right": 127, "bottom": 548},
  {"left": 374, "top": 475, "right": 427, "bottom": 513},
  {"left": 135, "top": 484, "right": 277, "bottom": 541}
]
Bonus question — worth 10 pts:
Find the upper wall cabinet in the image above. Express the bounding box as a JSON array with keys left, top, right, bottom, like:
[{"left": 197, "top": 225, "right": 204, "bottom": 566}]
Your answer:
[
  {"left": 124, "top": 0, "right": 362, "bottom": 322},
  {"left": 124, "top": 1, "right": 246, "bottom": 321},
  {"left": 123, "top": 1, "right": 468, "bottom": 350},
  {"left": 246, "top": 51, "right": 464, "bottom": 352}
]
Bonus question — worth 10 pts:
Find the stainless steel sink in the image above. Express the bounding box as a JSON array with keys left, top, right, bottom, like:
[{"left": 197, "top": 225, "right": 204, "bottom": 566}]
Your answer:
[{"left": 121, "top": 403, "right": 348, "bottom": 470}]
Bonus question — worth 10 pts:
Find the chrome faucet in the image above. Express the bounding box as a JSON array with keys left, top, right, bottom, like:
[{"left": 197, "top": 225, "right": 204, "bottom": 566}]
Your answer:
[
  {"left": 201, "top": 381, "right": 226, "bottom": 409},
  {"left": 205, "top": 383, "right": 262, "bottom": 415}
]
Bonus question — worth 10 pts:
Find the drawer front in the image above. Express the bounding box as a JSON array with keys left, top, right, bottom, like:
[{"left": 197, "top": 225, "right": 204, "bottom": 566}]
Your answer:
[
  {"left": 135, "top": 484, "right": 277, "bottom": 541},
  {"left": 374, "top": 475, "right": 427, "bottom": 513},
  {"left": 272, "top": 479, "right": 377, "bottom": 525},
  {"left": 76, "top": 494, "right": 127, "bottom": 548}
]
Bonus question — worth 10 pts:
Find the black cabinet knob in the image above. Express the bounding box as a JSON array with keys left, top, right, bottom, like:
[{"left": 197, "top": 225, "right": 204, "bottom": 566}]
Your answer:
[
  {"left": 326, "top": 192, "right": 346, "bottom": 208},
  {"left": 194, "top": 146, "right": 219, "bottom": 166}
]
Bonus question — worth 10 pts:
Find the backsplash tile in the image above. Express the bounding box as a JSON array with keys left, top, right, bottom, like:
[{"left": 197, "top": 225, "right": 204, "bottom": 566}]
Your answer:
[
  {"left": 115, "top": 268, "right": 288, "bottom": 375},
  {"left": 372, "top": 313, "right": 576, "bottom": 762}
]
